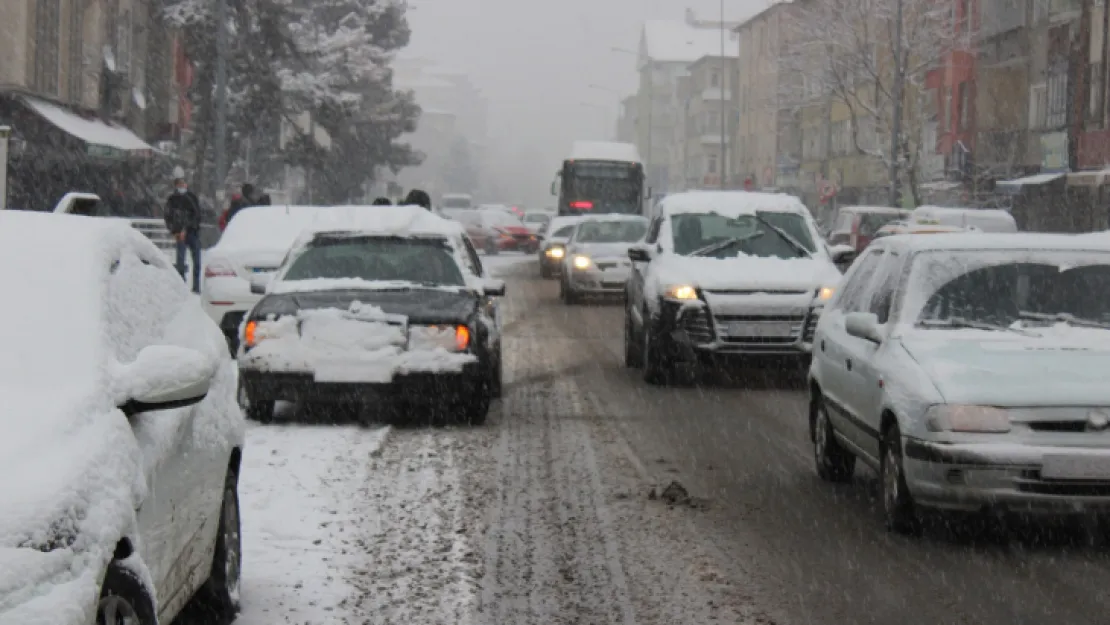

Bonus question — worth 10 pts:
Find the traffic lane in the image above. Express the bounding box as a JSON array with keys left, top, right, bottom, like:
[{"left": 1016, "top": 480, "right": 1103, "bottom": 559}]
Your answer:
[{"left": 506, "top": 272, "right": 1110, "bottom": 625}]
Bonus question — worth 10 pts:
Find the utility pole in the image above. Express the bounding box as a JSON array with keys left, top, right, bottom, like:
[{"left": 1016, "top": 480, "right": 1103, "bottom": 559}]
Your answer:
[
  {"left": 1069, "top": 0, "right": 1093, "bottom": 172},
  {"left": 720, "top": 0, "right": 728, "bottom": 189},
  {"left": 889, "top": 0, "right": 904, "bottom": 207},
  {"left": 213, "top": 0, "right": 229, "bottom": 210}
]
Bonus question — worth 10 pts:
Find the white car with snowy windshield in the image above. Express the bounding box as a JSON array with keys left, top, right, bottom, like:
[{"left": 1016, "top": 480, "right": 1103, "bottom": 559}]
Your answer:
[
  {"left": 559, "top": 214, "right": 648, "bottom": 304},
  {"left": 202, "top": 205, "right": 330, "bottom": 354},
  {"left": 237, "top": 206, "right": 505, "bottom": 425},
  {"left": 809, "top": 234, "right": 1110, "bottom": 534},
  {"left": 0, "top": 212, "right": 244, "bottom": 625},
  {"left": 624, "top": 191, "right": 855, "bottom": 385}
]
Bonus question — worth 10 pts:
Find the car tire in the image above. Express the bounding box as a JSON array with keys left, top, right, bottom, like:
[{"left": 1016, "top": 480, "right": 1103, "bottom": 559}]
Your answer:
[
  {"left": 239, "top": 384, "right": 275, "bottom": 424},
  {"left": 880, "top": 422, "right": 920, "bottom": 535},
  {"left": 485, "top": 239, "right": 499, "bottom": 256},
  {"left": 193, "top": 470, "right": 242, "bottom": 624},
  {"left": 98, "top": 563, "right": 157, "bottom": 625},
  {"left": 812, "top": 393, "right": 855, "bottom": 482},
  {"left": 490, "top": 352, "right": 503, "bottom": 399},
  {"left": 642, "top": 314, "right": 675, "bottom": 386},
  {"left": 540, "top": 264, "right": 552, "bottom": 279},
  {"left": 560, "top": 277, "right": 579, "bottom": 305},
  {"left": 624, "top": 305, "right": 643, "bottom": 368},
  {"left": 462, "top": 381, "right": 492, "bottom": 426}
]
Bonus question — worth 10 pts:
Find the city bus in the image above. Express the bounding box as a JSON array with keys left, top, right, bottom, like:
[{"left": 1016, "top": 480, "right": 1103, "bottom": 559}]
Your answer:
[{"left": 552, "top": 141, "right": 646, "bottom": 216}]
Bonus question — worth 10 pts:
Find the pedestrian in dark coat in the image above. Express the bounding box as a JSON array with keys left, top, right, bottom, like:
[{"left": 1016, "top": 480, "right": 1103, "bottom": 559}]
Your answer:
[
  {"left": 165, "top": 176, "right": 204, "bottom": 293},
  {"left": 403, "top": 189, "right": 432, "bottom": 210},
  {"left": 225, "top": 183, "right": 257, "bottom": 226}
]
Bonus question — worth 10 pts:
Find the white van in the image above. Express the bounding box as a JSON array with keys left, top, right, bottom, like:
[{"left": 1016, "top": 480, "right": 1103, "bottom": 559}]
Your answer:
[{"left": 910, "top": 205, "right": 1018, "bottom": 233}]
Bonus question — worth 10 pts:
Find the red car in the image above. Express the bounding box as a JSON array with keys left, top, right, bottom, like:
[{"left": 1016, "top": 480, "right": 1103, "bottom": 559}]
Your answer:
[{"left": 451, "top": 209, "right": 539, "bottom": 255}]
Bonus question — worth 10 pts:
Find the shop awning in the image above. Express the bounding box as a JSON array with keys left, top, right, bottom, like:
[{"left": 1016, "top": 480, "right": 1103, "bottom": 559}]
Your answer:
[
  {"left": 1066, "top": 169, "right": 1110, "bottom": 187},
  {"left": 22, "top": 96, "right": 153, "bottom": 154},
  {"left": 995, "top": 172, "right": 1065, "bottom": 194}
]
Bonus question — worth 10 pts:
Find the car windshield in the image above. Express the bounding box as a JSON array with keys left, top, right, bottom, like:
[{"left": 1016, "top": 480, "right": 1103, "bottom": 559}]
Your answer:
[
  {"left": 575, "top": 219, "right": 648, "bottom": 243},
  {"left": 524, "top": 213, "right": 551, "bottom": 224},
  {"left": 907, "top": 250, "right": 1110, "bottom": 330},
  {"left": 669, "top": 212, "right": 810, "bottom": 259},
  {"left": 282, "top": 236, "right": 466, "bottom": 287}
]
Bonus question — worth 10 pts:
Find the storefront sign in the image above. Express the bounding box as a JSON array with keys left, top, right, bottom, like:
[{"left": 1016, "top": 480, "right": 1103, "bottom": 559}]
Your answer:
[{"left": 1040, "top": 132, "right": 1069, "bottom": 173}]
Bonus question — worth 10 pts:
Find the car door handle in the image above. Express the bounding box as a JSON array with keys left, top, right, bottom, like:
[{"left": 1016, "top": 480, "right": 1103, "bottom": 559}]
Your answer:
[{"left": 846, "top": 358, "right": 853, "bottom": 371}]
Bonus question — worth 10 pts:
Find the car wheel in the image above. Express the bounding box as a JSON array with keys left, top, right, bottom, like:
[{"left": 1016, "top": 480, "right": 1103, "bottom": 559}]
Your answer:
[
  {"left": 193, "top": 470, "right": 242, "bottom": 623},
  {"left": 490, "top": 353, "right": 503, "bottom": 399},
  {"left": 239, "top": 383, "right": 275, "bottom": 424},
  {"left": 642, "top": 315, "right": 674, "bottom": 385},
  {"left": 462, "top": 380, "right": 492, "bottom": 426},
  {"left": 812, "top": 393, "right": 855, "bottom": 482},
  {"left": 624, "top": 305, "right": 643, "bottom": 368},
  {"left": 540, "top": 263, "right": 552, "bottom": 279},
  {"left": 881, "top": 422, "right": 920, "bottom": 534},
  {"left": 98, "top": 563, "right": 156, "bottom": 625},
  {"left": 560, "top": 277, "right": 578, "bottom": 305}
]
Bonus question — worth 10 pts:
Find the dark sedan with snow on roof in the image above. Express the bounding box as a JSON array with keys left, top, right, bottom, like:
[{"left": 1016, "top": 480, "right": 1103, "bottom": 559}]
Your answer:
[{"left": 237, "top": 208, "right": 505, "bottom": 425}]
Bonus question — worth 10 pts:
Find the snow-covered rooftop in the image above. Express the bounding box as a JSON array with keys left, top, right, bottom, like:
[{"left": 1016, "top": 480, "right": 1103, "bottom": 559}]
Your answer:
[
  {"left": 642, "top": 20, "right": 739, "bottom": 63},
  {"left": 568, "top": 141, "right": 642, "bottom": 163},
  {"left": 22, "top": 96, "right": 153, "bottom": 151}
]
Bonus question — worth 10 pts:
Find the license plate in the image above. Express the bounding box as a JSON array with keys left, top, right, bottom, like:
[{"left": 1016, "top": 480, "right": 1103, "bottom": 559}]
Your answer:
[
  {"left": 727, "top": 321, "right": 793, "bottom": 337},
  {"left": 1041, "top": 455, "right": 1110, "bottom": 480},
  {"left": 314, "top": 359, "right": 394, "bottom": 384}
]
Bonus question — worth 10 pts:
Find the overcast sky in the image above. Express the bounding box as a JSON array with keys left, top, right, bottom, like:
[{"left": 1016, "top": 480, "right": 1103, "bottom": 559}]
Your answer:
[{"left": 403, "top": 0, "right": 767, "bottom": 205}]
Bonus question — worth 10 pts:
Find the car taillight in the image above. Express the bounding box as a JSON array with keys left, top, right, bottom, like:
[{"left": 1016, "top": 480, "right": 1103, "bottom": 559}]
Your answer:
[
  {"left": 455, "top": 325, "right": 471, "bottom": 351},
  {"left": 570, "top": 201, "right": 593, "bottom": 210},
  {"left": 244, "top": 320, "right": 258, "bottom": 347},
  {"left": 205, "top": 261, "right": 236, "bottom": 278}
]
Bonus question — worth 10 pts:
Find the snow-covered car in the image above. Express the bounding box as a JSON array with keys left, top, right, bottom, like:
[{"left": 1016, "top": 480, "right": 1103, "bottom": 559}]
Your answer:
[
  {"left": 237, "top": 206, "right": 506, "bottom": 425},
  {"left": 522, "top": 210, "right": 553, "bottom": 235},
  {"left": 871, "top": 221, "right": 978, "bottom": 241},
  {"left": 808, "top": 233, "right": 1110, "bottom": 533},
  {"left": 202, "top": 205, "right": 330, "bottom": 353},
  {"left": 559, "top": 214, "right": 648, "bottom": 304},
  {"left": 624, "top": 191, "right": 854, "bottom": 385},
  {"left": 0, "top": 212, "right": 244, "bottom": 624},
  {"left": 538, "top": 215, "right": 584, "bottom": 279}
]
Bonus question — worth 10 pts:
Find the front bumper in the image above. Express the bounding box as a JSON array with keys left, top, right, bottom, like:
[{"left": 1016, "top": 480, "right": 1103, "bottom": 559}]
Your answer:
[
  {"left": 566, "top": 266, "right": 630, "bottom": 294},
  {"left": 661, "top": 300, "right": 819, "bottom": 358},
  {"left": 240, "top": 362, "right": 484, "bottom": 404},
  {"left": 497, "top": 234, "right": 539, "bottom": 251},
  {"left": 904, "top": 439, "right": 1110, "bottom": 514}
]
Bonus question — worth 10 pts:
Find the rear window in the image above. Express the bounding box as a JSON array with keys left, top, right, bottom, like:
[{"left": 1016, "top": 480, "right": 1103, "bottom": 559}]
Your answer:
[
  {"left": 859, "top": 212, "right": 904, "bottom": 236},
  {"left": 284, "top": 236, "right": 465, "bottom": 286}
]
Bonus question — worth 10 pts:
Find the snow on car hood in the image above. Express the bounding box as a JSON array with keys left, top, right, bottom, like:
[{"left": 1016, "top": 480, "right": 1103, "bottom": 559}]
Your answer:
[
  {"left": 0, "top": 387, "right": 144, "bottom": 624},
  {"left": 901, "top": 327, "right": 1110, "bottom": 406},
  {"left": 650, "top": 253, "right": 842, "bottom": 295}
]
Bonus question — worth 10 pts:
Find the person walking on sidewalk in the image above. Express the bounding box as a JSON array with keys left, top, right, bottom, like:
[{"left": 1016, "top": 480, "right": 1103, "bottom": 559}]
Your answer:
[{"left": 165, "top": 176, "right": 204, "bottom": 293}]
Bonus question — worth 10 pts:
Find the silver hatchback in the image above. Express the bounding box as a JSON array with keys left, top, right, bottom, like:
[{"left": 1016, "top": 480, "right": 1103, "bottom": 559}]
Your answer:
[{"left": 559, "top": 215, "right": 648, "bottom": 304}]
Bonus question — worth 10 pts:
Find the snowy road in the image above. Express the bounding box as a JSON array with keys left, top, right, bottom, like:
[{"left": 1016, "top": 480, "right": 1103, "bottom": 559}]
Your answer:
[{"left": 176, "top": 251, "right": 1110, "bottom": 625}]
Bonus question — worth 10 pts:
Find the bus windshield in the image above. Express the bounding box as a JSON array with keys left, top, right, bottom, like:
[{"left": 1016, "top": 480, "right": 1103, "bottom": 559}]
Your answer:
[{"left": 560, "top": 160, "right": 643, "bottom": 216}]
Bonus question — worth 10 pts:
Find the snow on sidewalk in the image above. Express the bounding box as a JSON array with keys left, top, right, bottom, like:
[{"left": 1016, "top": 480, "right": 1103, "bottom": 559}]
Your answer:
[{"left": 233, "top": 423, "right": 391, "bottom": 625}]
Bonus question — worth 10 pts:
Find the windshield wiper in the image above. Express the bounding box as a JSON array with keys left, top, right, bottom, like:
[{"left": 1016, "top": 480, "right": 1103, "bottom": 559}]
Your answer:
[
  {"left": 918, "top": 317, "right": 1038, "bottom": 336},
  {"left": 753, "top": 213, "right": 811, "bottom": 258},
  {"left": 689, "top": 231, "right": 764, "bottom": 257},
  {"left": 1019, "top": 311, "right": 1110, "bottom": 329}
]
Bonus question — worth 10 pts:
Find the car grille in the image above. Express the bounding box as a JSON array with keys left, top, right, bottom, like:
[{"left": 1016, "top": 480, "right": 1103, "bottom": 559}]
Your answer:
[
  {"left": 1015, "top": 470, "right": 1110, "bottom": 496},
  {"left": 713, "top": 313, "right": 805, "bottom": 344},
  {"left": 680, "top": 309, "right": 714, "bottom": 344}
]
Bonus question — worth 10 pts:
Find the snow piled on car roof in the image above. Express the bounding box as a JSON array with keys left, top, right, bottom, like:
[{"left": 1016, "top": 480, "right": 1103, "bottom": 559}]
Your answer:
[
  {"left": 660, "top": 191, "right": 808, "bottom": 218},
  {"left": 297, "top": 205, "right": 465, "bottom": 240},
  {"left": 214, "top": 205, "right": 333, "bottom": 253}
]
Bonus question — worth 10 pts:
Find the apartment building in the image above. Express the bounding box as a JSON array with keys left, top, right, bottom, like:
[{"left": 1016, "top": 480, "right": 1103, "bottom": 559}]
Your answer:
[
  {"left": 675, "top": 55, "right": 737, "bottom": 190},
  {"left": 0, "top": 0, "right": 185, "bottom": 211},
  {"left": 636, "top": 10, "right": 741, "bottom": 195},
  {"left": 733, "top": 3, "right": 792, "bottom": 190}
]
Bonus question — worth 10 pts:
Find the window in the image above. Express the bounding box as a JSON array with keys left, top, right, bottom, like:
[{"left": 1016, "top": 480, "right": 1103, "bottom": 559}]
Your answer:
[
  {"left": 645, "top": 216, "right": 664, "bottom": 244},
  {"left": 836, "top": 249, "right": 885, "bottom": 312},
  {"left": 284, "top": 237, "right": 466, "bottom": 287},
  {"left": 34, "top": 0, "right": 61, "bottom": 96},
  {"left": 707, "top": 154, "right": 718, "bottom": 175},
  {"left": 668, "top": 212, "right": 811, "bottom": 259},
  {"left": 1029, "top": 83, "right": 1047, "bottom": 129},
  {"left": 460, "top": 236, "right": 484, "bottom": 277},
  {"left": 1046, "top": 63, "right": 1069, "bottom": 128},
  {"left": 956, "top": 82, "right": 969, "bottom": 132},
  {"left": 574, "top": 219, "right": 648, "bottom": 243},
  {"left": 710, "top": 70, "right": 720, "bottom": 88},
  {"left": 867, "top": 252, "right": 904, "bottom": 323},
  {"left": 1090, "top": 62, "right": 1104, "bottom": 126}
]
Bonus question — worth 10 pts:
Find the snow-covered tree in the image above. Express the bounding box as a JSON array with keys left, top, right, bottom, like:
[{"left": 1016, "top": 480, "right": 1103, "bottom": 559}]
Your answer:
[
  {"left": 780, "top": 0, "right": 969, "bottom": 204},
  {"left": 161, "top": 0, "right": 421, "bottom": 204}
]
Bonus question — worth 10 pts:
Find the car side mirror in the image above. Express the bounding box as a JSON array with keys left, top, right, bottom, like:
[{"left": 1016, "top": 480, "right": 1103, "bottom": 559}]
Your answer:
[
  {"left": 628, "top": 245, "right": 652, "bottom": 262},
  {"left": 844, "top": 311, "right": 883, "bottom": 344},
  {"left": 828, "top": 243, "right": 857, "bottom": 265},
  {"left": 117, "top": 345, "right": 214, "bottom": 417},
  {"left": 249, "top": 272, "right": 273, "bottom": 295},
  {"left": 482, "top": 278, "right": 506, "bottom": 296},
  {"left": 550, "top": 180, "right": 558, "bottom": 196}
]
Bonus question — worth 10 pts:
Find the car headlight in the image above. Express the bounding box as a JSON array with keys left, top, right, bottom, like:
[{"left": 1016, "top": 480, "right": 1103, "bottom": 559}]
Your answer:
[
  {"left": 925, "top": 405, "right": 1012, "bottom": 433},
  {"left": 572, "top": 255, "right": 592, "bottom": 270},
  {"left": 546, "top": 246, "right": 565, "bottom": 259},
  {"left": 663, "top": 284, "right": 698, "bottom": 300},
  {"left": 408, "top": 324, "right": 471, "bottom": 352},
  {"left": 816, "top": 286, "right": 836, "bottom": 302}
]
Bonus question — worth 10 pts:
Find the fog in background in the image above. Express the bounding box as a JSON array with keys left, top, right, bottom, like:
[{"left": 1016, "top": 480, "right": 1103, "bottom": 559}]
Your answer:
[{"left": 404, "top": 0, "right": 767, "bottom": 207}]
